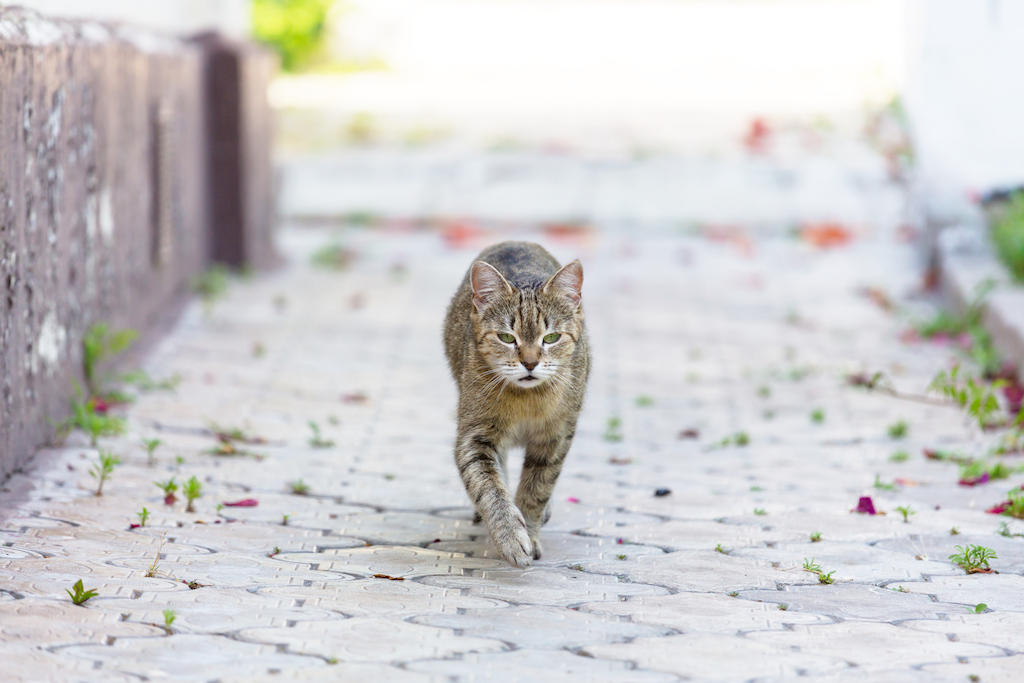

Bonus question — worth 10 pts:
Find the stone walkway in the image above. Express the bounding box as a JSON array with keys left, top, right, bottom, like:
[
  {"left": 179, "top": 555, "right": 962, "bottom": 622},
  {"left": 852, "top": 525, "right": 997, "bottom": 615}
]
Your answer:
[{"left": 4, "top": 151, "right": 1024, "bottom": 681}]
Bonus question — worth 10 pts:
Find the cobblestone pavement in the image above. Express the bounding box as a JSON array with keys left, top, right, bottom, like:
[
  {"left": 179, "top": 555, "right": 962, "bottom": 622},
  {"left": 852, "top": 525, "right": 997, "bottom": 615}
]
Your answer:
[{"left": 4, "top": 151, "right": 1024, "bottom": 681}]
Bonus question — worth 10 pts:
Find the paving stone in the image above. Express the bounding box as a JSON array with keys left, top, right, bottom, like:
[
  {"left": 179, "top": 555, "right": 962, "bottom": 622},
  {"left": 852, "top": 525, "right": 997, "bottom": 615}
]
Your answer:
[
  {"left": 0, "top": 598, "right": 164, "bottom": 644},
  {"left": 276, "top": 546, "right": 505, "bottom": 578},
  {"left": 748, "top": 622, "right": 1004, "bottom": 672},
  {"left": 921, "top": 654, "right": 1024, "bottom": 683},
  {"left": 904, "top": 611, "right": 1024, "bottom": 653},
  {"left": 61, "top": 633, "right": 324, "bottom": 679},
  {"left": 738, "top": 583, "right": 965, "bottom": 621},
  {"left": 260, "top": 579, "right": 509, "bottom": 618},
  {"left": 415, "top": 604, "right": 672, "bottom": 649},
  {"left": 407, "top": 649, "right": 680, "bottom": 683},
  {"left": 584, "top": 632, "right": 846, "bottom": 680},
  {"left": 897, "top": 574, "right": 1024, "bottom": 612},
  {"left": 580, "top": 591, "right": 830, "bottom": 632},
  {"left": 422, "top": 566, "right": 670, "bottom": 606},
  {"left": 238, "top": 616, "right": 507, "bottom": 662},
  {"left": 580, "top": 550, "right": 821, "bottom": 593}
]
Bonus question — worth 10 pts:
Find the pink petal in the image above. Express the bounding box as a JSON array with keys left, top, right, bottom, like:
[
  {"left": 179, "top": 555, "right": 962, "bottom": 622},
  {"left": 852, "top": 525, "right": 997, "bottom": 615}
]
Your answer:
[
  {"left": 987, "top": 502, "right": 1010, "bottom": 515},
  {"left": 223, "top": 499, "right": 259, "bottom": 507},
  {"left": 853, "top": 496, "right": 876, "bottom": 515},
  {"left": 566, "top": 496, "right": 580, "bottom": 503}
]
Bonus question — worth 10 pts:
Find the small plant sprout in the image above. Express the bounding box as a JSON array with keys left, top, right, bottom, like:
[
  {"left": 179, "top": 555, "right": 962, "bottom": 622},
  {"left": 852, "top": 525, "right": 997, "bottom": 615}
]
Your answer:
[
  {"left": 136, "top": 507, "right": 150, "bottom": 527},
  {"left": 146, "top": 536, "right": 167, "bottom": 578},
  {"left": 949, "top": 545, "right": 997, "bottom": 574},
  {"left": 175, "top": 455, "right": 185, "bottom": 470},
  {"left": 971, "top": 603, "right": 988, "bottom": 614},
  {"left": 288, "top": 479, "right": 311, "bottom": 496},
  {"left": 616, "top": 554, "right": 627, "bottom": 560},
  {"left": 635, "top": 395, "right": 654, "bottom": 407},
  {"left": 715, "top": 544, "right": 727, "bottom": 554},
  {"left": 757, "top": 385, "right": 771, "bottom": 398},
  {"left": 873, "top": 475, "right": 896, "bottom": 492},
  {"left": 89, "top": 451, "right": 121, "bottom": 496},
  {"left": 307, "top": 421, "right": 335, "bottom": 448},
  {"left": 603, "top": 416, "right": 624, "bottom": 442},
  {"left": 997, "top": 521, "right": 1024, "bottom": 538},
  {"left": 950, "top": 526, "right": 960, "bottom": 536},
  {"left": 182, "top": 476, "right": 202, "bottom": 513},
  {"left": 892, "top": 585, "right": 908, "bottom": 593},
  {"left": 887, "top": 420, "right": 908, "bottom": 439},
  {"left": 778, "top": 604, "right": 788, "bottom": 611},
  {"left": 753, "top": 508, "right": 766, "bottom": 516},
  {"left": 928, "top": 364, "right": 1004, "bottom": 430},
  {"left": 728, "top": 591, "right": 739, "bottom": 598},
  {"left": 802, "top": 558, "right": 822, "bottom": 574},
  {"left": 810, "top": 408, "right": 825, "bottom": 424},
  {"left": 141, "top": 437, "right": 162, "bottom": 466},
  {"left": 810, "top": 532, "right": 822, "bottom": 543},
  {"left": 161, "top": 609, "right": 177, "bottom": 632},
  {"left": 889, "top": 450, "right": 910, "bottom": 463},
  {"left": 895, "top": 505, "right": 915, "bottom": 523},
  {"left": 155, "top": 478, "right": 178, "bottom": 505},
  {"left": 269, "top": 546, "right": 281, "bottom": 557},
  {"left": 750, "top": 485, "right": 763, "bottom": 492},
  {"left": 281, "top": 514, "right": 290, "bottom": 526},
  {"left": 66, "top": 579, "right": 98, "bottom": 606},
  {"left": 817, "top": 570, "right": 836, "bottom": 585}
]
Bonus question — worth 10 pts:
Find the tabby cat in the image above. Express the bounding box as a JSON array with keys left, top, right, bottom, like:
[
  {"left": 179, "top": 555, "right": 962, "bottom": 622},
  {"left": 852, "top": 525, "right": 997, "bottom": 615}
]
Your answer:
[{"left": 443, "top": 241, "right": 590, "bottom": 567}]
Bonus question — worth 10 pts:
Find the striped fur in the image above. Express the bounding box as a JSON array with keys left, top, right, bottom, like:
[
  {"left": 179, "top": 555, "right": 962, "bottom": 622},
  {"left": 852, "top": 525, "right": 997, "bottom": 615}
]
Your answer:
[{"left": 443, "top": 241, "right": 590, "bottom": 567}]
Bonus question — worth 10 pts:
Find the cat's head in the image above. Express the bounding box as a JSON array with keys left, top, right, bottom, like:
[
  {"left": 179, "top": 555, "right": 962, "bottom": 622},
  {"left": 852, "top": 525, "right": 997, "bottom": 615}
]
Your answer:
[{"left": 470, "top": 259, "right": 584, "bottom": 390}]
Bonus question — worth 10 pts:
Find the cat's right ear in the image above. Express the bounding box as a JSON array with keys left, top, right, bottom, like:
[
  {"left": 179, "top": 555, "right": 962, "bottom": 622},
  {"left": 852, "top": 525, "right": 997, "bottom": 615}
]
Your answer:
[{"left": 471, "top": 261, "right": 512, "bottom": 312}]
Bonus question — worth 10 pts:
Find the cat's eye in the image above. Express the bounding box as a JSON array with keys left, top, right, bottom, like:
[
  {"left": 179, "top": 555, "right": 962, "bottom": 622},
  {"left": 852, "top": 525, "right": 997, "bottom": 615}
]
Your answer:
[
  {"left": 543, "top": 333, "right": 561, "bottom": 344},
  {"left": 497, "top": 333, "right": 515, "bottom": 344}
]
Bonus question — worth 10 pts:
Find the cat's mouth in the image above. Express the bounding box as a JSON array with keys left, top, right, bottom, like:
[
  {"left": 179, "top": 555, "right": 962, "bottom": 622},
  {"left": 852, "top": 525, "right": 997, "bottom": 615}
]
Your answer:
[{"left": 519, "top": 375, "right": 538, "bottom": 383}]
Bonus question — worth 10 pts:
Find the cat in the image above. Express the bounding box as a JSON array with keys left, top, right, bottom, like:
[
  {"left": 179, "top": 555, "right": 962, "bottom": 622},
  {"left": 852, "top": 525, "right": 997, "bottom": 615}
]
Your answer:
[{"left": 443, "top": 241, "right": 590, "bottom": 567}]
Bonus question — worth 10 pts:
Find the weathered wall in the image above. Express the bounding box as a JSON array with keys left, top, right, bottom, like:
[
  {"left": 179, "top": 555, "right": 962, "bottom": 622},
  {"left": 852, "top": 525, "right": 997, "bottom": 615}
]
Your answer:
[{"left": 0, "top": 8, "right": 274, "bottom": 479}]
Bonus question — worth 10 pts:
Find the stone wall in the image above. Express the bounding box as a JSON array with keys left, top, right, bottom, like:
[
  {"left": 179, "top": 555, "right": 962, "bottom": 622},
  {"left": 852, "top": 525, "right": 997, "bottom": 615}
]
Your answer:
[{"left": 0, "top": 8, "right": 275, "bottom": 479}]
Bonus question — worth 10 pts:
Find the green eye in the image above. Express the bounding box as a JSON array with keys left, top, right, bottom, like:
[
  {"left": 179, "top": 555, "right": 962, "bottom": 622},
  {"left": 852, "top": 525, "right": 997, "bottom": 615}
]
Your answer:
[
  {"left": 543, "top": 333, "right": 561, "bottom": 344},
  {"left": 497, "top": 333, "right": 515, "bottom": 344}
]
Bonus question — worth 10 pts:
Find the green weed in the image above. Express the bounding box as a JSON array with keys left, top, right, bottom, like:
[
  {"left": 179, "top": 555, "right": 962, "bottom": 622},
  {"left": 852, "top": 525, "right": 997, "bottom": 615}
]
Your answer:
[
  {"left": 136, "top": 507, "right": 150, "bottom": 527},
  {"left": 308, "top": 421, "right": 334, "bottom": 448},
  {"left": 873, "top": 474, "right": 896, "bottom": 491},
  {"left": 182, "top": 476, "right": 202, "bottom": 513},
  {"left": 162, "top": 609, "right": 177, "bottom": 629},
  {"left": 949, "top": 544, "right": 997, "bottom": 574},
  {"left": 288, "top": 479, "right": 311, "bottom": 496},
  {"left": 635, "top": 395, "right": 654, "bottom": 407},
  {"left": 895, "top": 505, "right": 915, "bottom": 523},
  {"left": 887, "top": 420, "right": 909, "bottom": 439},
  {"left": 991, "top": 191, "right": 1024, "bottom": 282},
  {"left": 889, "top": 450, "right": 910, "bottom": 463},
  {"left": 603, "top": 417, "right": 624, "bottom": 442},
  {"left": 810, "top": 532, "right": 822, "bottom": 543},
  {"left": 83, "top": 324, "right": 138, "bottom": 395},
  {"left": 66, "top": 579, "right": 98, "bottom": 606},
  {"left": 141, "top": 438, "right": 162, "bottom": 467},
  {"left": 929, "top": 364, "right": 1005, "bottom": 429},
  {"left": 810, "top": 408, "right": 825, "bottom": 423},
  {"left": 89, "top": 451, "right": 121, "bottom": 496}
]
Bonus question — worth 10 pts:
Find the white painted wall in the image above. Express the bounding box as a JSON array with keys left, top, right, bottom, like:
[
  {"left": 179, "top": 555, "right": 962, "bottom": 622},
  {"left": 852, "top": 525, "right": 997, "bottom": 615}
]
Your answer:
[
  {"left": 904, "top": 0, "right": 1024, "bottom": 195},
  {"left": 7, "top": 0, "right": 250, "bottom": 38}
]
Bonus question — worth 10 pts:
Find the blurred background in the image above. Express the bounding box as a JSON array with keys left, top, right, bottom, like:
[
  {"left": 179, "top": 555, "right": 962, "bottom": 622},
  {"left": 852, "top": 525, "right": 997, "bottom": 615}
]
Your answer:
[{"left": 5, "top": 0, "right": 1024, "bottom": 476}]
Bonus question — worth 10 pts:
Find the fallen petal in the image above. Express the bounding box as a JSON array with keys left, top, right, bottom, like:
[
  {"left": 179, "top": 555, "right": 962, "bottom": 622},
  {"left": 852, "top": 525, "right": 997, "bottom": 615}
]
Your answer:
[
  {"left": 223, "top": 499, "right": 259, "bottom": 507},
  {"left": 853, "top": 496, "right": 876, "bottom": 515}
]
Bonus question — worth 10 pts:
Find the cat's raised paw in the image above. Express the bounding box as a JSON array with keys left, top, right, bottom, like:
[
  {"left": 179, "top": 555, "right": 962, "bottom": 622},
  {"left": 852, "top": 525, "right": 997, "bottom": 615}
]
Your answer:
[
  {"left": 491, "top": 518, "right": 534, "bottom": 568},
  {"left": 531, "top": 538, "right": 543, "bottom": 561}
]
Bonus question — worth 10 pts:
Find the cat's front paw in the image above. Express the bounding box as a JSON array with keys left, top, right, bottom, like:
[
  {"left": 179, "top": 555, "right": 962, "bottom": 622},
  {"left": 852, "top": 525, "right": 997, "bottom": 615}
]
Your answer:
[
  {"left": 490, "top": 514, "right": 533, "bottom": 568},
  {"left": 531, "top": 537, "right": 543, "bottom": 561}
]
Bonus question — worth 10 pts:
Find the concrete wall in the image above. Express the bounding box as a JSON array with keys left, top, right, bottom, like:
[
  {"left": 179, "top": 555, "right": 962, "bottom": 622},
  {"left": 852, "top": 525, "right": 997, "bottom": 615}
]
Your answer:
[
  {"left": 904, "top": 0, "right": 1024, "bottom": 220},
  {"left": 0, "top": 7, "right": 275, "bottom": 479},
  {"left": 9, "top": 0, "right": 250, "bottom": 39}
]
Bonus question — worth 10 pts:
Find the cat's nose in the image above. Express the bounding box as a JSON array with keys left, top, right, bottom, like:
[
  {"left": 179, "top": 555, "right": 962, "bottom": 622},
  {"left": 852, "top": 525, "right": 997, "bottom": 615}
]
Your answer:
[{"left": 521, "top": 360, "right": 539, "bottom": 371}]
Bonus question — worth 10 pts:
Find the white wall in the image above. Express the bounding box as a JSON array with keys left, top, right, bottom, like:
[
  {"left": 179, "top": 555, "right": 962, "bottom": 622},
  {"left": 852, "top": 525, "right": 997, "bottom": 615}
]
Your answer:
[
  {"left": 8, "top": 0, "right": 250, "bottom": 38},
  {"left": 904, "top": 0, "right": 1024, "bottom": 195}
]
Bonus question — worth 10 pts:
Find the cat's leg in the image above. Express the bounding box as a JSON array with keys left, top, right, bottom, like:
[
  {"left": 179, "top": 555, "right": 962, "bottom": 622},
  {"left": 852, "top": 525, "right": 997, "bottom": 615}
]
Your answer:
[
  {"left": 455, "top": 427, "right": 533, "bottom": 567},
  {"left": 515, "top": 434, "right": 573, "bottom": 560}
]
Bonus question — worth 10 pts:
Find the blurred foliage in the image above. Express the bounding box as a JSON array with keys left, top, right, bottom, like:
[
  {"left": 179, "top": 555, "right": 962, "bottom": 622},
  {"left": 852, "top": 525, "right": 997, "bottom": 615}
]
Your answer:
[
  {"left": 251, "top": 0, "right": 334, "bottom": 71},
  {"left": 992, "top": 191, "right": 1024, "bottom": 283}
]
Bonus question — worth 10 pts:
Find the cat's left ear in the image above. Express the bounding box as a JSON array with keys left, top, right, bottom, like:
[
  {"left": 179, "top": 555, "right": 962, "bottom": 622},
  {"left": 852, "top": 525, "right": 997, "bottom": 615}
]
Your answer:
[
  {"left": 543, "top": 260, "right": 583, "bottom": 308},
  {"left": 471, "top": 261, "right": 513, "bottom": 312}
]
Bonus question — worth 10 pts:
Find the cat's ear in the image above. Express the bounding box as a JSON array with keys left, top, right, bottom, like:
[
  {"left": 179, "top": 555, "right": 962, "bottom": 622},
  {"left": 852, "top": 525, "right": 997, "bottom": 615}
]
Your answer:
[
  {"left": 543, "top": 260, "right": 583, "bottom": 308},
  {"left": 471, "top": 261, "right": 512, "bottom": 312}
]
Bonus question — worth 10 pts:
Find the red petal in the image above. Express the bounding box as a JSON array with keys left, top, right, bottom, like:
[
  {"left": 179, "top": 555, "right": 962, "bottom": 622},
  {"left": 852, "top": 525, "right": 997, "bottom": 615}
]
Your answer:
[{"left": 222, "top": 499, "right": 259, "bottom": 507}]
